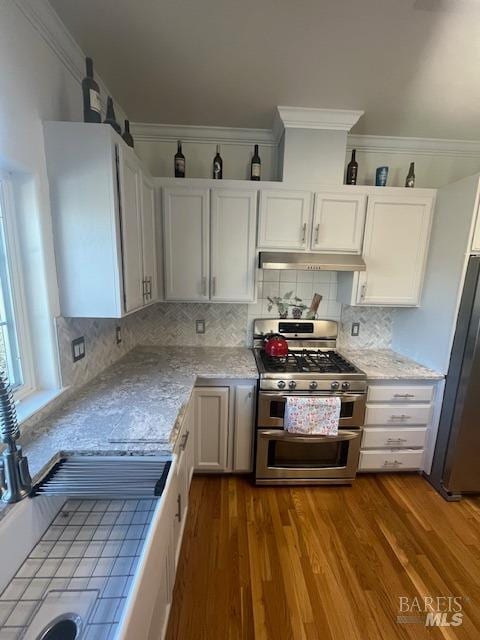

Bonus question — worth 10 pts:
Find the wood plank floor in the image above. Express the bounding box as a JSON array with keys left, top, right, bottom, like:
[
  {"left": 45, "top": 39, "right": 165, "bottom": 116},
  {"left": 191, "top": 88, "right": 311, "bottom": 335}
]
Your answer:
[{"left": 165, "top": 474, "right": 480, "bottom": 640}]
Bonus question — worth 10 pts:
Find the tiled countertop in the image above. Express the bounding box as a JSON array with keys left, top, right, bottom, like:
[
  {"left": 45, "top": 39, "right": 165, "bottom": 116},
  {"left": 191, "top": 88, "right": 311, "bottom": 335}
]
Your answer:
[
  {"left": 340, "top": 348, "right": 444, "bottom": 381},
  {"left": 19, "top": 346, "right": 258, "bottom": 488}
]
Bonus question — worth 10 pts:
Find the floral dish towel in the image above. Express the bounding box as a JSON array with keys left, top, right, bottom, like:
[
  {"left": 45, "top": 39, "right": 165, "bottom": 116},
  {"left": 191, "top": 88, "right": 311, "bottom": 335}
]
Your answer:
[{"left": 284, "top": 396, "right": 340, "bottom": 435}]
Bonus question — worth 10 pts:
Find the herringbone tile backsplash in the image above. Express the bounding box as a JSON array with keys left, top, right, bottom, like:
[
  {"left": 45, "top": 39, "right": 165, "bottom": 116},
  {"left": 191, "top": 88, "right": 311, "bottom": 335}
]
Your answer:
[{"left": 57, "top": 301, "right": 394, "bottom": 389}]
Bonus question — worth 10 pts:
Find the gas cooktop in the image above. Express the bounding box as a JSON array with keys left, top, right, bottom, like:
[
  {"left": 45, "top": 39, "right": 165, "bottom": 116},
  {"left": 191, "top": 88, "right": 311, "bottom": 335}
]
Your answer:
[
  {"left": 260, "top": 349, "right": 358, "bottom": 375},
  {"left": 252, "top": 318, "right": 367, "bottom": 392}
]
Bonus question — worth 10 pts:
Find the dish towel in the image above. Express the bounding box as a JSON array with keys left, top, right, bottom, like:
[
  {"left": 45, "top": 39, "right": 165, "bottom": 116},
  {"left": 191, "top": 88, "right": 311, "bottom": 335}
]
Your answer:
[{"left": 284, "top": 396, "right": 340, "bottom": 436}]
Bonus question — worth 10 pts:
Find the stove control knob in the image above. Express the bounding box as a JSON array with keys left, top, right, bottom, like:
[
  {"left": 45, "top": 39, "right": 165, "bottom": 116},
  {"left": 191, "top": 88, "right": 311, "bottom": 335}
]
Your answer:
[
  {"left": 277, "top": 380, "right": 286, "bottom": 389},
  {"left": 331, "top": 381, "right": 340, "bottom": 391},
  {"left": 342, "top": 381, "right": 351, "bottom": 391},
  {"left": 309, "top": 381, "right": 318, "bottom": 390},
  {"left": 288, "top": 380, "right": 297, "bottom": 389}
]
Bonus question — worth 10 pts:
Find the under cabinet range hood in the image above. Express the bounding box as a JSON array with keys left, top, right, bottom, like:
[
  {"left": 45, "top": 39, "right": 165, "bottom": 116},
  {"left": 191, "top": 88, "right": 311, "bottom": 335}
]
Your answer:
[{"left": 259, "top": 252, "right": 366, "bottom": 271}]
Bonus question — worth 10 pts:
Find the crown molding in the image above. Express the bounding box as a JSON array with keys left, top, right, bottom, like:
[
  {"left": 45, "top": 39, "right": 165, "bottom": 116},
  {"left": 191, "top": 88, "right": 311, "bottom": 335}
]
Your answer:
[
  {"left": 347, "top": 134, "right": 480, "bottom": 158},
  {"left": 274, "top": 106, "right": 364, "bottom": 139},
  {"left": 131, "top": 122, "right": 276, "bottom": 146},
  {"left": 11, "top": 0, "right": 126, "bottom": 119}
]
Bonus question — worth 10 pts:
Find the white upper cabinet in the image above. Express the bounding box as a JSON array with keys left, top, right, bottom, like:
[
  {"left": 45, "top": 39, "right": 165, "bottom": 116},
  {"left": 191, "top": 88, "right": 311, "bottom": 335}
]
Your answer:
[
  {"left": 311, "top": 192, "right": 366, "bottom": 253},
  {"left": 44, "top": 122, "right": 160, "bottom": 318},
  {"left": 356, "top": 194, "right": 434, "bottom": 306},
  {"left": 140, "top": 173, "right": 160, "bottom": 303},
  {"left": 163, "top": 187, "right": 210, "bottom": 301},
  {"left": 162, "top": 185, "right": 257, "bottom": 303},
  {"left": 257, "top": 189, "right": 313, "bottom": 250},
  {"left": 210, "top": 189, "right": 257, "bottom": 302},
  {"left": 119, "top": 146, "right": 144, "bottom": 313}
]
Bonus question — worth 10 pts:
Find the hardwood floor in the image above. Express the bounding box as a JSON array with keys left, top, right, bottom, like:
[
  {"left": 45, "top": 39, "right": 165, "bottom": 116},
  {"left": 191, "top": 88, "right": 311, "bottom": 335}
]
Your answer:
[{"left": 165, "top": 474, "right": 480, "bottom": 640}]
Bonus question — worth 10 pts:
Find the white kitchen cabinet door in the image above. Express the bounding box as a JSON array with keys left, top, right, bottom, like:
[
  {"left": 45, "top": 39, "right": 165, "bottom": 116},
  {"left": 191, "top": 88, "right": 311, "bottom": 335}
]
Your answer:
[
  {"left": 257, "top": 189, "right": 313, "bottom": 250},
  {"left": 233, "top": 384, "right": 255, "bottom": 472},
  {"left": 140, "top": 172, "right": 159, "bottom": 303},
  {"left": 311, "top": 192, "right": 366, "bottom": 253},
  {"left": 194, "top": 387, "right": 229, "bottom": 472},
  {"left": 163, "top": 187, "right": 210, "bottom": 301},
  {"left": 119, "top": 147, "right": 144, "bottom": 313},
  {"left": 211, "top": 189, "right": 257, "bottom": 302},
  {"left": 357, "top": 194, "right": 434, "bottom": 306}
]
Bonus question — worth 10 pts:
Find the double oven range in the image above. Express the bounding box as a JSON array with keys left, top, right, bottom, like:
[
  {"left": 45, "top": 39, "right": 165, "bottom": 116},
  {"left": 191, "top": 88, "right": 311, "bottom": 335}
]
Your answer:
[{"left": 253, "top": 319, "right": 367, "bottom": 485}]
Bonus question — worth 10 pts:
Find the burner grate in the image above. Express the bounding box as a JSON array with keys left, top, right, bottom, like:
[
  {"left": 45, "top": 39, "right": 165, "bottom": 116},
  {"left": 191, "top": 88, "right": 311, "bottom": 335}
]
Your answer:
[{"left": 261, "top": 349, "right": 358, "bottom": 375}]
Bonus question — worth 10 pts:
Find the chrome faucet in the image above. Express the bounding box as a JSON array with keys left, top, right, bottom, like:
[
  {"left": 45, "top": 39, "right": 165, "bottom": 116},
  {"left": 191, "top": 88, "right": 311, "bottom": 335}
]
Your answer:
[{"left": 0, "top": 371, "right": 31, "bottom": 502}]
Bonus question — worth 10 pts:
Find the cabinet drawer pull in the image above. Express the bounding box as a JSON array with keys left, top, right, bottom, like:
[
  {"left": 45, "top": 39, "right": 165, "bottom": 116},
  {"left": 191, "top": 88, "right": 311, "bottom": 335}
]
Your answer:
[
  {"left": 390, "top": 414, "right": 410, "bottom": 421},
  {"left": 393, "top": 393, "right": 415, "bottom": 399},
  {"left": 180, "top": 430, "right": 190, "bottom": 451},
  {"left": 301, "top": 223, "right": 307, "bottom": 243},
  {"left": 314, "top": 224, "right": 320, "bottom": 244},
  {"left": 360, "top": 283, "right": 367, "bottom": 299},
  {"left": 383, "top": 460, "right": 402, "bottom": 467},
  {"left": 386, "top": 437, "right": 408, "bottom": 444},
  {"left": 201, "top": 277, "right": 207, "bottom": 296},
  {"left": 176, "top": 494, "right": 182, "bottom": 522},
  {"left": 212, "top": 276, "right": 216, "bottom": 296}
]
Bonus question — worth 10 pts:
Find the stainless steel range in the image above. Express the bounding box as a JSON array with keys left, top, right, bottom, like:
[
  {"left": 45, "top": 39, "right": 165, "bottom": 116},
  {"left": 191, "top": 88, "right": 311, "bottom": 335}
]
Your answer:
[{"left": 253, "top": 319, "right": 367, "bottom": 485}]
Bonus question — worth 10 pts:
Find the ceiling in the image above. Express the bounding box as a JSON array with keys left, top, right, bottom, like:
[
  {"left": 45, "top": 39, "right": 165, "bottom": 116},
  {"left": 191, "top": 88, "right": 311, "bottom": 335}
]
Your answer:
[{"left": 49, "top": 0, "right": 480, "bottom": 138}]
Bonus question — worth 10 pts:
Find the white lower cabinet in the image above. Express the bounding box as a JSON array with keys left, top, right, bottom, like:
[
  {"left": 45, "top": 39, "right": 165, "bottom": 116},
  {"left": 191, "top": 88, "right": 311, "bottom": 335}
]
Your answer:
[
  {"left": 194, "top": 387, "right": 230, "bottom": 472},
  {"left": 194, "top": 383, "right": 256, "bottom": 473},
  {"left": 359, "top": 381, "right": 437, "bottom": 472},
  {"left": 233, "top": 384, "right": 256, "bottom": 472}
]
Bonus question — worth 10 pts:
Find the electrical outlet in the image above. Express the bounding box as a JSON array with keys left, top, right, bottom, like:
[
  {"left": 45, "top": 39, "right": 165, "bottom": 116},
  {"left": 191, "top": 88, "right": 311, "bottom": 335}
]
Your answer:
[
  {"left": 115, "top": 326, "right": 122, "bottom": 345},
  {"left": 196, "top": 319, "right": 205, "bottom": 334},
  {"left": 351, "top": 322, "right": 360, "bottom": 337},
  {"left": 72, "top": 336, "right": 85, "bottom": 362}
]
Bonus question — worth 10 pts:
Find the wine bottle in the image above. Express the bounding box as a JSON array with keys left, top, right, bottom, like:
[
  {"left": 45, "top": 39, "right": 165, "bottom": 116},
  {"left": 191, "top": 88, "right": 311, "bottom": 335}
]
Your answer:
[
  {"left": 104, "top": 97, "right": 121, "bottom": 135},
  {"left": 405, "top": 162, "right": 415, "bottom": 188},
  {"left": 213, "top": 144, "right": 223, "bottom": 179},
  {"left": 82, "top": 57, "right": 101, "bottom": 123},
  {"left": 250, "top": 144, "right": 261, "bottom": 181},
  {"left": 346, "top": 149, "right": 358, "bottom": 185},
  {"left": 122, "top": 120, "right": 134, "bottom": 148},
  {"left": 174, "top": 141, "right": 186, "bottom": 178}
]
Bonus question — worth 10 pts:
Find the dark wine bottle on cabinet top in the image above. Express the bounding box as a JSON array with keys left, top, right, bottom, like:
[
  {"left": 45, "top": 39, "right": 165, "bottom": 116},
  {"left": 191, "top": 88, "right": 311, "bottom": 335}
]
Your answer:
[
  {"left": 174, "top": 141, "right": 186, "bottom": 178},
  {"left": 122, "top": 120, "right": 134, "bottom": 148},
  {"left": 250, "top": 144, "right": 261, "bottom": 181},
  {"left": 405, "top": 162, "right": 415, "bottom": 188},
  {"left": 213, "top": 144, "right": 223, "bottom": 179},
  {"left": 104, "top": 97, "right": 121, "bottom": 135},
  {"left": 82, "top": 57, "right": 101, "bottom": 123},
  {"left": 346, "top": 149, "right": 358, "bottom": 185}
]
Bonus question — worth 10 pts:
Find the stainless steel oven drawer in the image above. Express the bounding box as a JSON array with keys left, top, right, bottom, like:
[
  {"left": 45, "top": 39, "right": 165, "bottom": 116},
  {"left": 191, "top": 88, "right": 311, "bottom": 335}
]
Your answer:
[{"left": 255, "top": 428, "right": 362, "bottom": 484}]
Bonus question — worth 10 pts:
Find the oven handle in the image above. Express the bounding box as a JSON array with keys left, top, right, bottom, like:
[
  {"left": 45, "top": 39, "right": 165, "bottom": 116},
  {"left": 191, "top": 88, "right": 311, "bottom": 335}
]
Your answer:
[
  {"left": 258, "top": 392, "right": 366, "bottom": 402},
  {"left": 258, "top": 429, "right": 362, "bottom": 443}
]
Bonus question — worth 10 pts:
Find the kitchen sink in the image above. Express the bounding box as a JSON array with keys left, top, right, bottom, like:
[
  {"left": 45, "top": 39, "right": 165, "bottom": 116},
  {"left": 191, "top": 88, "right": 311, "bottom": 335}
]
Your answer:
[{"left": 0, "top": 455, "right": 173, "bottom": 640}]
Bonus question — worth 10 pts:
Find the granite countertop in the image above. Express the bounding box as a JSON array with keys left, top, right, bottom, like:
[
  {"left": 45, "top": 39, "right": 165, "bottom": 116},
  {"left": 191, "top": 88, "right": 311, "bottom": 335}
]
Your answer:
[
  {"left": 19, "top": 346, "right": 258, "bottom": 487},
  {"left": 340, "top": 348, "right": 444, "bottom": 381}
]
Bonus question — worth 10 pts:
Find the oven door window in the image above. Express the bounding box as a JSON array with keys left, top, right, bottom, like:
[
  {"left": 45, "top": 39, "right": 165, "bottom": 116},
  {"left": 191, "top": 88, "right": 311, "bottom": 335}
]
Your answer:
[{"left": 268, "top": 439, "right": 349, "bottom": 469}]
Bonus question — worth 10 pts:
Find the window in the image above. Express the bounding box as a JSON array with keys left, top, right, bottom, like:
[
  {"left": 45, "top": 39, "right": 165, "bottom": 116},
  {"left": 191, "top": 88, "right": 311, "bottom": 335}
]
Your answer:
[{"left": 0, "top": 174, "right": 34, "bottom": 399}]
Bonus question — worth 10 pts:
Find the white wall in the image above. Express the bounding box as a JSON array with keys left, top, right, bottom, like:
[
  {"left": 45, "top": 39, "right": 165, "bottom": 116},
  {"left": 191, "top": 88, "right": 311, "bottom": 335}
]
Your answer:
[
  {"left": 135, "top": 138, "right": 277, "bottom": 181},
  {"left": 348, "top": 147, "right": 480, "bottom": 189},
  {"left": 0, "top": 0, "right": 127, "bottom": 392},
  {"left": 133, "top": 123, "right": 480, "bottom": 188}
]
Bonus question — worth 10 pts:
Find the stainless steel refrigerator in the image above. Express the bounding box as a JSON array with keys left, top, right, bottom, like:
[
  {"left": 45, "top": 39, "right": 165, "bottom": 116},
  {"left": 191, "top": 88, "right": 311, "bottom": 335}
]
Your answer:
[{"left": 429, "top": 255, "right": 480, "bottom": 500}]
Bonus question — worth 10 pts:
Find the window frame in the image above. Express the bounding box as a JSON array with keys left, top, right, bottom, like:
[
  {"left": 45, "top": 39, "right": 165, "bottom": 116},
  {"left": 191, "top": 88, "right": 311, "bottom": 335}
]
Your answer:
[{"left": 0, "top": 172, "right": 35, "bottom": 400}]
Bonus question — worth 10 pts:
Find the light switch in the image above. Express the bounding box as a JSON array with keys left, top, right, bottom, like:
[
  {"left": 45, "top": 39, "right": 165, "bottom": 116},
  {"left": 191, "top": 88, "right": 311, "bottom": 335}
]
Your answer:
[
  {"left": 72, "top": 336, "right": 85, "bottom": 362},
  {"left": 351, "top": 323, "right": 360, "bottom": 337},
  {"left": 196, "top": 320, "right": 205, "bottom": 334}
]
